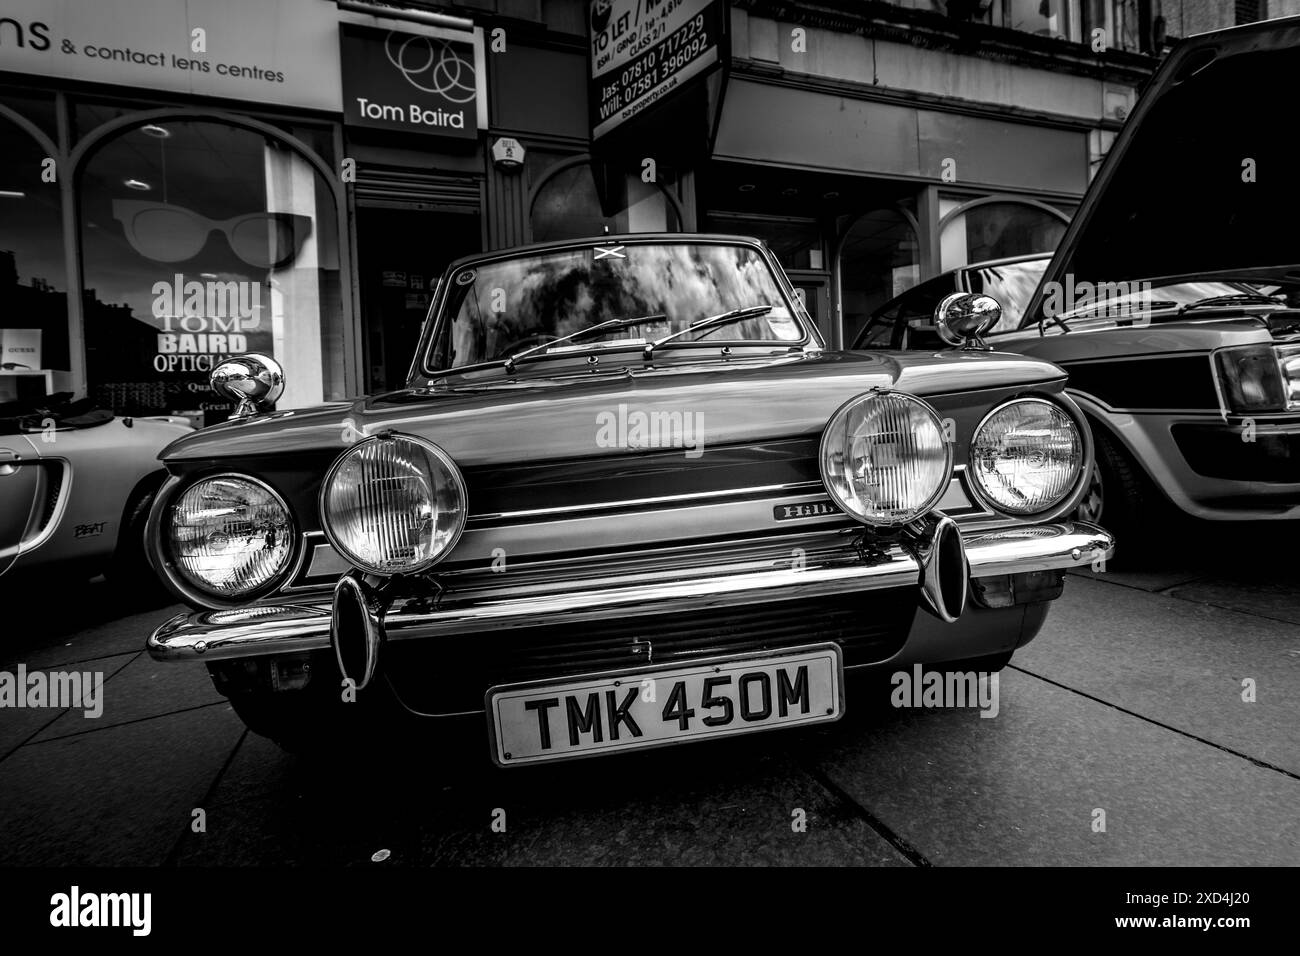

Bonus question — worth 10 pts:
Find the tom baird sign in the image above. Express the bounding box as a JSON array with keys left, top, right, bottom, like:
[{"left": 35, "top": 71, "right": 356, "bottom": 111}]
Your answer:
[
  {"left": 340, "top": 24, "right": 478, "bottom": 139},
  {"left": 590, "top": 0, "right": 725, "bottom": 141}
]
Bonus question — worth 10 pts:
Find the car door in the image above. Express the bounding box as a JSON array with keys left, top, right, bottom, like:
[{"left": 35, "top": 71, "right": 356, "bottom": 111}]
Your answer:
[{"left": 0, "top": 433, "right": 42, "bottom": 578}]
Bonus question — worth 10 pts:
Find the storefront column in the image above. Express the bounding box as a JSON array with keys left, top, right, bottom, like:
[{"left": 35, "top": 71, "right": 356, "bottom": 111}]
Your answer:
[{"left": 917, "top": 186, "right": 944, "bottom": 282}]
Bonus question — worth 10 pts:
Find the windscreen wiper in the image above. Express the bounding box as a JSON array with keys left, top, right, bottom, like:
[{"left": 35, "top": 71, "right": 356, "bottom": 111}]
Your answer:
[
  {"left": 1177, "top": 293, "right": 1283, "bottom": 314},
  {"left": 504, "top": 314, "right": 667, "bottom": 372},
  {"left": 642, "top": 305, "right": 773, "bottom": 359}
]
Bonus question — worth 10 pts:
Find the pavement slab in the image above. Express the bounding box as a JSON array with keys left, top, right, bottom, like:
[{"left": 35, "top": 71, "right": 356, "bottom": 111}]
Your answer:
[
  {"left": 1018, "top": 575, "right": 1300, "bottom": 775},
  {"left": 807, "top": 668, "right": 1300, "bottom": 867},
  {"left": 0, "top": 703, "right": 243, "bottom": 866}
]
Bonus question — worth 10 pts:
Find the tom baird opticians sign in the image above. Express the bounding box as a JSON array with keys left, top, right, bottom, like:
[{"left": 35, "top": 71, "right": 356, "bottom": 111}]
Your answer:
[
  {"left": 590, "top": 0, "right": 725, "bottom": 140},
  {"left": 340, "top": 24, "right": 479, "bottom": 139}
]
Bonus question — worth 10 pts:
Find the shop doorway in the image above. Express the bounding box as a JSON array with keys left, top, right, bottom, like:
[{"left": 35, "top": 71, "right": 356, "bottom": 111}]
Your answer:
[{"left": 355, "top": 205, "right": 480, "bottom": 393}]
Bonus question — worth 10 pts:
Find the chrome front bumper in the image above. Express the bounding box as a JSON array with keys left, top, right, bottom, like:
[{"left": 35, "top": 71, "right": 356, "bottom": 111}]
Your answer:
[{"left": 147, "top": 520, "right": 1114, "bottom": 664}]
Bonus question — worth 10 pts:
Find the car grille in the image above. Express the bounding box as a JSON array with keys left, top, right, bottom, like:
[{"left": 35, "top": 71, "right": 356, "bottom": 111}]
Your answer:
[
  {"left": 383, "top": 589, "right": 916, "bottom": 715},
  {"left": 1172, "top": 423, "right": 1300, "bottom": 483}
]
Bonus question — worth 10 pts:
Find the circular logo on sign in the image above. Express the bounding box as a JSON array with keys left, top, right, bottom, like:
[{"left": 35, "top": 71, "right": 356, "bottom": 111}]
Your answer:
[
  {"left": 591, "top": 0, "right": 613, "bottom": 33},
  {"left": 455, "top": 269, "right": 477, "bottom": 286},
  {"left": 384, "top": 32, "right": 476, "bottom": 104}
]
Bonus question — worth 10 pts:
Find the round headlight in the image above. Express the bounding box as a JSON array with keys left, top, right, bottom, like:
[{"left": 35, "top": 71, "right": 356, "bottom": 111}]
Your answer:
[
  {"left": 321, "top": 433, "right": 466, "bottom": 575},
  {"left": 970, "top": 398, "right": 1083, "bottom": 515},
  {"left": 820, "top": 390, "right": 953, "bottom": 526},
  {"left": 168, "top": 475, "right": 294, "bottom": 597}
]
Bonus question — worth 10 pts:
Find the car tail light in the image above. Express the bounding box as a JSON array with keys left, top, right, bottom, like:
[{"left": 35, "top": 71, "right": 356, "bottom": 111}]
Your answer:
[{"left": 1215, "top": 345, "right": 1287, "bottom": 413}]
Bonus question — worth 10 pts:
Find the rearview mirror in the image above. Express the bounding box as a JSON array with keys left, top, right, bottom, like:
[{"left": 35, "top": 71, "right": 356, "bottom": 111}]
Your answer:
[
  {"left": 210, "top": 353, "right": 285, "bottom": 419},
  {"left": 934, "top": 293, "right": 1001, "bottom": 350}
]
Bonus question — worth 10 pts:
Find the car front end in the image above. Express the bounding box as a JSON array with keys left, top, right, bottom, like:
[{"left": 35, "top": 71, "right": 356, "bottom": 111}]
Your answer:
[{"left": 144, "top": 235, "right": 1114, "bottom": 764}]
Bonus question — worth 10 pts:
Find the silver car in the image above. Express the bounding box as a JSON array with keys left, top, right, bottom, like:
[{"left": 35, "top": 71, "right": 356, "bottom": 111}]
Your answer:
[{"left": 0, "top": 397, "right": 192, "bottom": 584}]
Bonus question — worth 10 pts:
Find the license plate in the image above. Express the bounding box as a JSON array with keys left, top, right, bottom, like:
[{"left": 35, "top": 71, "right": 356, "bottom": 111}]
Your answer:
[{"left": 486, "top": 644, "right": 843, "bottom": 766}]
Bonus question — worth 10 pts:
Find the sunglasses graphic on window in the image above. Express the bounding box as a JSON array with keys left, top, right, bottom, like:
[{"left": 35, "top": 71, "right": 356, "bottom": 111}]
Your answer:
[{"left": 111, "top": 200, "right": 313, "bottom": 270}]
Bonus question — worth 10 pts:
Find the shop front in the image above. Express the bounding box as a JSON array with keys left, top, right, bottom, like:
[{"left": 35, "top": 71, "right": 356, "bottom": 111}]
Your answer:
[
  {"left": 0, "top": 0, "right": 1139, "bottom": 417},
  {"left": 0, "top": 0, "right": 492, "bottom": 420},
  {"left": 701, "top": 77, "right": 1088, "bottom": 348}
]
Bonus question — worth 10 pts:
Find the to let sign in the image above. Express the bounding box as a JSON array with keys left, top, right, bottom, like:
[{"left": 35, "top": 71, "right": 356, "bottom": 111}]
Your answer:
[
  {"left": 340, "top": 24, "right": 479, "bottom": 139},
  {"left": 589, "top": 0, "right": 725, "bottom": 141}
]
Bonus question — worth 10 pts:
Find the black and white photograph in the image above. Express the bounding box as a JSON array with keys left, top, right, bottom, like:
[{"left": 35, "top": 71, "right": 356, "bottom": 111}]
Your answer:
[{"left": 0, "top": 0, "right": 1296, "bottom": 937}]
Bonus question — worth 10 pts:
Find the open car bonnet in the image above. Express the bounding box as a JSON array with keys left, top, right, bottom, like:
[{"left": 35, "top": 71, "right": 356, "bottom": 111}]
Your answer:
[{"left": 1023, "top": 16, "right": 1300, "bottom": 327}]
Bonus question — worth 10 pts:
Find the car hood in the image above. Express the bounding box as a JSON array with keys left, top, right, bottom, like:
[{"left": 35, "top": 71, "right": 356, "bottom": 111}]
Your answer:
[
  {"left": 1024, "top": 16, "right": 1300, "bottom": 326},
  {"left": 161, "top": 349, "right": 1064, "bottom": 465}
]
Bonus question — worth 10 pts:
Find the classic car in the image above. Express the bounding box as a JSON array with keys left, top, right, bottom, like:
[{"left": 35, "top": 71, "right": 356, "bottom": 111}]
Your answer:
[
  {"left": 853, "top": 17, "right": 1300, "bottom": 548},
  {"left": 0, "top": 394, "right": 192, "bottom": 586},
  {"left": 144, "top": 234, "right": 1113, "bottom": 763}
]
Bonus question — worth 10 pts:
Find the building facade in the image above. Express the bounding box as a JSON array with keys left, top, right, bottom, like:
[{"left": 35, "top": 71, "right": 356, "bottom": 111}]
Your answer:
[{"left": 0, "top": 0, "right": 1289, "bottom": 419}]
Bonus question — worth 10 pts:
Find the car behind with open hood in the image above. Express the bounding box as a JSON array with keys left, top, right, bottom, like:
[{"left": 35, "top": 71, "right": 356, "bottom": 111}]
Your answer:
[
  {"left": 853, "top": 17, "right": 1300, "bottom": 550},
  {"left": 143, "top": 234, "right": 1112, "bottom": 764}
]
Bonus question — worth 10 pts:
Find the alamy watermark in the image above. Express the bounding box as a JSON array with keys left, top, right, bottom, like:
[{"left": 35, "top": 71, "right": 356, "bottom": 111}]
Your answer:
[
  {"left": 890, "top": 663, "right": 1000, "bottom": 718},
  {"left": 0, "top": 665, "right": 104, "bottom": 718},
  {"left": 50, "top": 886, "right": 150, "bottom": 936},
  {"left": 1041, "top": 275, "right": 1156, "bottom": 322},
  {"left": 595, "top": 403, "right": 704, "bottom": 459}
]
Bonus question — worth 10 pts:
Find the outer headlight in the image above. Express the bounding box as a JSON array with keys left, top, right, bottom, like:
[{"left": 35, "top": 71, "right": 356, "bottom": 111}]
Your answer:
[
  {"left": 320, "top": 433, "right": 467, "bottom": 575},
  {"left": 168, "top": 475, "right": 294, "bottom": 597},
  {"left": 969, "top": 398, "right": 1083, "bottom": 515},
  {"left": 819, "top": 390, "right": 952, "bottom": 526}
]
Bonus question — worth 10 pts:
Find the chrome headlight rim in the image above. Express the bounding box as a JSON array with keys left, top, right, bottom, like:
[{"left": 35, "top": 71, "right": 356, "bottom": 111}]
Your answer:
[
  {"left": 966, "top": 395, "right": 1090, "bottom": 520},
  {"left": 318, "top": 432, "right": 468, "bottom": 577},
  {"left": 818, "top": 388, "right": 955, "bottom": 528},
  {"left": 154, "top": 472, "right": 299, "bottom": 607}
]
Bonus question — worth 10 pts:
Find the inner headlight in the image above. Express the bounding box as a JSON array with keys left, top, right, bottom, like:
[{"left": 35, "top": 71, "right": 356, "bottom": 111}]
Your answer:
[
  {"left": 320, "top": 433, "right": 467, "bottom": 575},
  {"left": 168, "top": 475, "right": 294, "bottom": 597},
  {"left": 819, "top": 390, "right": 952, "bottom": 526},
  {"left": 970, "top": 398, "right": 1083, "bottom": 515},
  {"left": 1270, "top": 342, "right": 1300, "bottom": 410}
]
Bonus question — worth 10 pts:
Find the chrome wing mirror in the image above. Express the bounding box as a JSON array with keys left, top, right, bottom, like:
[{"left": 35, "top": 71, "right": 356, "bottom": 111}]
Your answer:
[
  {"left": 210, "top": 353, "right": 285, "bottom": 419},
  {"left": 934, "top": 293, "right": 1002, "bottom": 350}
]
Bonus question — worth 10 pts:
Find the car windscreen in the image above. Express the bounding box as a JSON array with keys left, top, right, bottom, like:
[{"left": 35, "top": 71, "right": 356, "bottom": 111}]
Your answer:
[
  {"left": 426, "top": 242, "right": 804, "bottom": 371},
  {"left": 1032, "top": 277, "right": 1272, "bottom": 330},
  {"left": 966, "top": 258, "right": 1049, "bottom": 333}
]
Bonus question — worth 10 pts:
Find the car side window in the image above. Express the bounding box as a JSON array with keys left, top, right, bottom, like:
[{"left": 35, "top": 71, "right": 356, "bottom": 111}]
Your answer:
[{"left": 894, "top": 276, "right": 957, "bottom": 350}]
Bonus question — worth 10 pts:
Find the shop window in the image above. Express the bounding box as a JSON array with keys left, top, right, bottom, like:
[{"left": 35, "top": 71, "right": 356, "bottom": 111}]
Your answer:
[
  {"left": 705, "top": 213, "right": 824, "bottom": 272},
  {"left": 0, "top": 113, "right": 69, "bottom": 404},
  {"left": 77, "top": 119, "right": 344, "bottom": 421},
  {"left": 940, "top": 199, "right": 1068, "bottom": 270},
  {"left": 1080, "top": 1, "right": 1147, "bottom": 53},
  {"left": 530, "top": 158, "right": 681, "bottom": 243},
  {"left": 1001, "top": 0, "right": 1078, "bottom": 39},
  {"left": 838, "top": 207, "right": 921, "bottom": 347},
  {"left": 0, "top": 89, "right": 59, "bottom": 141}
]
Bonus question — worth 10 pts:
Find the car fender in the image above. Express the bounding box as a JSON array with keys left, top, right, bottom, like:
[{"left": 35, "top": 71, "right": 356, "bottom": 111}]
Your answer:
[{"left": 14, "top": 417, "right": 191, "bottom": 571}]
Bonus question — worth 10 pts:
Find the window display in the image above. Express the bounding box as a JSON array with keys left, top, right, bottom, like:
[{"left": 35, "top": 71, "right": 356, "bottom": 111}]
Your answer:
[
  {"left": 0, "top": 111, "right": 68, "bottom": 403},
  {"left": 77, "top": 119, "right": 344, "bottom": 420}
]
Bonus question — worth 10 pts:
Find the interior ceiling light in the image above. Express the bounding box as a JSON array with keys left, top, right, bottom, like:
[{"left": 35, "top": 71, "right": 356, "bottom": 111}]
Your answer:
[
  {"left": 123, "top": 179, "right": 151, "bottom": 191},
  {"left": 738, "top": 183, "right": 756, "bottom": 192},
  {"left": 141, "top": 124, "right": 171, "bottom": 138}
]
